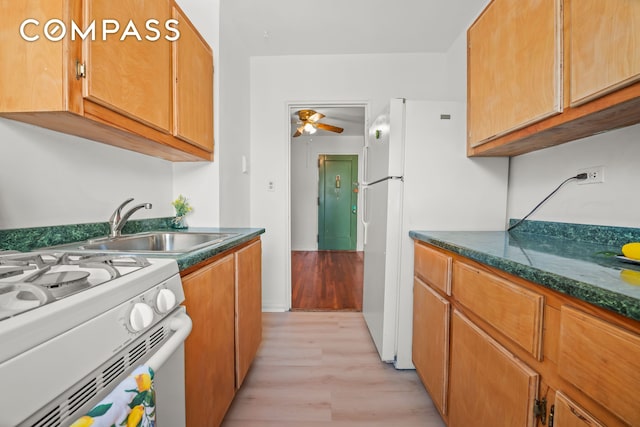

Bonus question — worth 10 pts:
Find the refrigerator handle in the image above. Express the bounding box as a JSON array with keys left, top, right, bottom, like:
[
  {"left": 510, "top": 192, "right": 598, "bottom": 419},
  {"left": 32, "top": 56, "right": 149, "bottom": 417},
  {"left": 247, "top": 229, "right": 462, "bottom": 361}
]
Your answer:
[{"left": 361, "top": 186, "right": 369, "bottom": 245}]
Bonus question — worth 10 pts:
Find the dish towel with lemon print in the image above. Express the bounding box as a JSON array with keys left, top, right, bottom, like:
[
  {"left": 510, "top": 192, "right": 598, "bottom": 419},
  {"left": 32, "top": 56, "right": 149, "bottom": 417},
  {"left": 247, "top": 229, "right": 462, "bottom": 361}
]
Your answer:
[{"left": 70, "top": 365, "right": 155, "bottom": 427}]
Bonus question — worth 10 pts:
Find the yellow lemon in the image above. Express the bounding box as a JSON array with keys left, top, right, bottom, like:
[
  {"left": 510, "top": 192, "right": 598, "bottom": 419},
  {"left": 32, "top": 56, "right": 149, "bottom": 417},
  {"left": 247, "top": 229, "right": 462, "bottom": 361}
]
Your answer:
[
  {"left": 620, "top": 269, "right": 640, "bottom": 286},
  {"left": 622, "top": 242, "right": 640, "bottom": 260},
  {"left": 135, "top": 372, "right": 152, "bottom": 392},
  {"left": 127, "top": 405, "right": 145, "bottom": 427},
  {"left": 70, "top": 416, "right": 94, "bottom": 427}
]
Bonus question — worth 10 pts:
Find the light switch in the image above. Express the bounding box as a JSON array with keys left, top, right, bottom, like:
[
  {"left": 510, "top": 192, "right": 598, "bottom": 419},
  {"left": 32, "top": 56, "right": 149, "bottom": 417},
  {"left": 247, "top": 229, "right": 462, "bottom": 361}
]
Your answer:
[{"left": 241, "top": 155, "right": 248, "bottom": 174}]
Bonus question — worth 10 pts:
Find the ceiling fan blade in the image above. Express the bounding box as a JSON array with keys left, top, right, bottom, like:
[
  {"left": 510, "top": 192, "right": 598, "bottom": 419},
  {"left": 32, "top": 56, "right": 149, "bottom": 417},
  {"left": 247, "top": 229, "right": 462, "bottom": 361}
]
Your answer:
[
  {"left": 293, "top": 126, "right": 304, "bottom": 137},
  {"left": 315, "top": 123, "right": 344, "bottom": 134},
  {"left": 307, "top": 112, "right": 325, "bottom": 123}
]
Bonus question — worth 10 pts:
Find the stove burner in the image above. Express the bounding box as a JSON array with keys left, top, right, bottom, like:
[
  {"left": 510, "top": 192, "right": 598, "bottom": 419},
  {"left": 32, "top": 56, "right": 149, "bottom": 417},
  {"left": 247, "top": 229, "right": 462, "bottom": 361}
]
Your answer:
[
  {"left": 0, "top": 283, "right": 55, "bottom": 320},
  {"left": 0, "top": 266, "right": 27, "bottom": 279},
  {"left": 32, "top": 271, "right": 91, "bottom": 288},
  {"left": 0, "top": 251, "right": 153, "bottom": 319}
]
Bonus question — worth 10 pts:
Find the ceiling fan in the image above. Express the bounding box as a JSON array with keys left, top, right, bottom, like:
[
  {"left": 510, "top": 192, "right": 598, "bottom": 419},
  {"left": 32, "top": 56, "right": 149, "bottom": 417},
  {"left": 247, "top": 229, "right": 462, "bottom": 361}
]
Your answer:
[{"left": 292, "top": 109, "right": 344, "bottom": 137}]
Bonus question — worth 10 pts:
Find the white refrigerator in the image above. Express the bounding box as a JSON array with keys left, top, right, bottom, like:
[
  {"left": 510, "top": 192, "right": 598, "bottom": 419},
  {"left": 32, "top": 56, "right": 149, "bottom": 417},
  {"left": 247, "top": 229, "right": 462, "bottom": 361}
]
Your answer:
[{"left": 362, "top": 98, "right": 509, "bottom": 368}]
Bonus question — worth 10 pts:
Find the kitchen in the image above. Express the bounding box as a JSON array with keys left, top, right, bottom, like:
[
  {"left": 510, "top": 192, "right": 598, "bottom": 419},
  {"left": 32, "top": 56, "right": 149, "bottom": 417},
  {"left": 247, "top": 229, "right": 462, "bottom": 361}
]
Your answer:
[{"left": 1, "top": 0, "right": 640, "bottom": 426}]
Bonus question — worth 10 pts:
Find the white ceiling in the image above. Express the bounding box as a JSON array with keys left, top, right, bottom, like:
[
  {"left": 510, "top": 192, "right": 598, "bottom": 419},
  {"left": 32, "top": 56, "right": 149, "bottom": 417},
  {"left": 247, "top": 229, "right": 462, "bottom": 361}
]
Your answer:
[
  {"left": 223, "top": 0, "right": 488, "bottom": 56},
  {"left": 225, "top": 0, "right": 488, "bottom": 138}
]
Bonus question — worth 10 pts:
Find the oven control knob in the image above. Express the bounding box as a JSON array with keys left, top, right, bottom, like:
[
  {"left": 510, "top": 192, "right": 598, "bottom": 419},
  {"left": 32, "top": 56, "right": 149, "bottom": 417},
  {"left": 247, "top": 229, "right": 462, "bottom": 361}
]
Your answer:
[
  {"left": 129, "top": 302, "right": 154, "bottom": 332},
  {"left": 155, "top": 289, "right": 177, "bottom": 313}
]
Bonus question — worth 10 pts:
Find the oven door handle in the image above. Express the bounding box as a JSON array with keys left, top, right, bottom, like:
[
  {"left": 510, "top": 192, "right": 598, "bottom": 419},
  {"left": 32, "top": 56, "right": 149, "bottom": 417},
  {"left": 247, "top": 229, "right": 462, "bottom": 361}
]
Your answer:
[{"left": 147, "top": 311, "right": 192, "bottom": 371}]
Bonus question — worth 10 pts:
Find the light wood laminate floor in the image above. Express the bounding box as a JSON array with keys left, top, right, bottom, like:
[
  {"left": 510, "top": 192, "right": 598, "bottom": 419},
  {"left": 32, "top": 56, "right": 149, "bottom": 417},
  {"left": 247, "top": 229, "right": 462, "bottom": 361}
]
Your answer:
[{"left": 222, "top": 312, "right": 446, "bottom": 427}]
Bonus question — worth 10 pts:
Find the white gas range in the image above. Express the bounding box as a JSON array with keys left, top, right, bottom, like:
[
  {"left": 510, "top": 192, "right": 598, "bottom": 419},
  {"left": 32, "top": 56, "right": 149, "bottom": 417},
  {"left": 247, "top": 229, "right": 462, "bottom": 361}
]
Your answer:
[{"left": 0, "top": 251, "right": 191, "bottom": 427}]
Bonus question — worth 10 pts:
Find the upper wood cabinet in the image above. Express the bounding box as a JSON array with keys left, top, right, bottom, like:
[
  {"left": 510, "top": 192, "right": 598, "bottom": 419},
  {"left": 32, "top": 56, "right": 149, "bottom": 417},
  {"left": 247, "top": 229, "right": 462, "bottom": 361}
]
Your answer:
[
  {"left": 467, "top": 0, "right": 640, "bottom": 157},
  {"left": 570, "top": 0, "right": 640, "bottom": 106},
  {"left": 0, "top": 0, "right": 213, "bottom": 161},
  {"left": 172, "top": 6, "right": 214, "bottom": 151},
  {"left": 467, "top": 0, "right": 561, "bottom": 148},
  {"left": 84, "top": 0, "right": 172, "bottom": 133}
]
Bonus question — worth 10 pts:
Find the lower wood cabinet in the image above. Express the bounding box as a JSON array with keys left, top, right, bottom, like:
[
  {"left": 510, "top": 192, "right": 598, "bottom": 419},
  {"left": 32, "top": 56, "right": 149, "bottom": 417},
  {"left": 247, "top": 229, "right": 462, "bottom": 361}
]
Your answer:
[
  {"left": 412, "top": 277, "right": 450, "bottom": 416},
  {"left": 235, "top": 239, "right": 262, "bottom": 388},
  {"left": 182, "top": 237, "right": 263, "bottom": 426},
  {"left": 453, "top": 262, "right": 544, "bottom": 359},
  {"left": 553, "top": 391, "right": 604, "bottom": 427},
  {"left": 448, "top": 310, "right": 539, "bottom": 427},
  {"left": 412, "top": 240, "right": 640, "bottom": 427},
  {"left": 183, "top": 254, "right": 235, "bottom": 427},
  {"left": 558, "top": 305, "right": 640, "bottom": 426}
]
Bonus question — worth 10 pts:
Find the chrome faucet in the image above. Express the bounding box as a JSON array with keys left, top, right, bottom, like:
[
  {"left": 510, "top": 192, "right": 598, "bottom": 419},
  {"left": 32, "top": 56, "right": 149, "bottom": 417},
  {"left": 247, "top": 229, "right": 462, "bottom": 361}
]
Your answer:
[{"left": 109, "top": 198, "right": 153, "bottom": 238}]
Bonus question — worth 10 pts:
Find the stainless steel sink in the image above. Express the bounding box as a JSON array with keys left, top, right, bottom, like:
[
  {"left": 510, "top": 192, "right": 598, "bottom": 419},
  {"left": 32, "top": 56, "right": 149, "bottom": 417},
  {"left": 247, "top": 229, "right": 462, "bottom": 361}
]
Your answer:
[{"left": 61, "top": 232, "right": 238, "bottom": 254}]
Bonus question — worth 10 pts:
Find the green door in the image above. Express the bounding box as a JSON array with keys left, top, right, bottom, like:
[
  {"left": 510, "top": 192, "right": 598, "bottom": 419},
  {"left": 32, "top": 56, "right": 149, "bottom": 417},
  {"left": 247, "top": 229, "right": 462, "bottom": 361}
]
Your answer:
[{"left": 318, "top": 155, "right": 358, "bottom": 250}]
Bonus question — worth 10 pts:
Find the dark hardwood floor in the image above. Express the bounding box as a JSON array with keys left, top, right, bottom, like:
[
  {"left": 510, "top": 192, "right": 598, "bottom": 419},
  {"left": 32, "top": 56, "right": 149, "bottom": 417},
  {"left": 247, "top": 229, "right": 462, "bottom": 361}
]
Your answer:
[{"left": 291, "top": 251, "right": 364, "bottom": 311}]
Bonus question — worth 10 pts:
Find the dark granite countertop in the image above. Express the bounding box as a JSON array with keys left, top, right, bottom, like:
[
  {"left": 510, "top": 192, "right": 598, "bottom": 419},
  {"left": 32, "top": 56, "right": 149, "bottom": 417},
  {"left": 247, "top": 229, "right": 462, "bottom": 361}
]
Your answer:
[
  {"left": 410, "top": 221, "right": 640, "bottom": 322},
  {"left": 0, "top": 218, "right": 264, "bottom": 272},
  {"left": 169, "top": 227, "right": 264, "bottom": 271}
]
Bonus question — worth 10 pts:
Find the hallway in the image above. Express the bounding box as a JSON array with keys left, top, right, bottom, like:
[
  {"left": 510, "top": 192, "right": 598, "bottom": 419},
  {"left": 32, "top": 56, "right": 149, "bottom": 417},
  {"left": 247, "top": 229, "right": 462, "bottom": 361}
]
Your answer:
[
  {"left": 222, "top": 312, "right": 446, "bottom": 426},
  {"left": 291, "top": 251, "right": 364, "bottom": 311}
]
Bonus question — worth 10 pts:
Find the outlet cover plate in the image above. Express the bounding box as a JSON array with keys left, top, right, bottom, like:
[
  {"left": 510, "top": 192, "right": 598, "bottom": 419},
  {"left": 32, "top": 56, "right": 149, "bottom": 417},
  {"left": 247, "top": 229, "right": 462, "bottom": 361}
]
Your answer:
[{"left": 577, "top": 166, "right": 604, "bottom": 185}]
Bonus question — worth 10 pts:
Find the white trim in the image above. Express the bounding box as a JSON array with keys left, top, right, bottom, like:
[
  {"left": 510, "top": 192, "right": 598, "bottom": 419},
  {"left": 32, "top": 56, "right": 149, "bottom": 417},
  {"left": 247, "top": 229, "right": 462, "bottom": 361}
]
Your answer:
[{"left": 285, "top": 100, "right": 370, "bottom": 311}]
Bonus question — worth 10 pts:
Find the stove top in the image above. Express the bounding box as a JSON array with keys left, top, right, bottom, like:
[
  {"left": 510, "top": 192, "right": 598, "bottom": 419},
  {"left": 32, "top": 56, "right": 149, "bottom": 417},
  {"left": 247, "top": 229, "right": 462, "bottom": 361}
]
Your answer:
[
  {"left": 0, "top": 251, "right": 180, "bottom": 364},
  {"left": 0, "top": 252, "right": 151, "bottom": 321}
]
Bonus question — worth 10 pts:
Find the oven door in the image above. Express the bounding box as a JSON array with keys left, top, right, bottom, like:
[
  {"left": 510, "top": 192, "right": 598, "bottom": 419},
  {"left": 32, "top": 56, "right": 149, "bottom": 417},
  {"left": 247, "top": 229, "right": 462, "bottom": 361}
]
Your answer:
[{"left": 15, "top": 307, "right": 192, "bottom": 427}]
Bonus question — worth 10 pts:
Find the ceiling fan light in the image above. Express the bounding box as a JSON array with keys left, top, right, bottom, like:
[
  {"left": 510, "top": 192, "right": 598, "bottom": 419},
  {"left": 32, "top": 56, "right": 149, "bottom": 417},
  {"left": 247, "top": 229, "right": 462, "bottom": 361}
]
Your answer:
[{"left": 303, "top": 123, "right": 316, "bottom": 134}]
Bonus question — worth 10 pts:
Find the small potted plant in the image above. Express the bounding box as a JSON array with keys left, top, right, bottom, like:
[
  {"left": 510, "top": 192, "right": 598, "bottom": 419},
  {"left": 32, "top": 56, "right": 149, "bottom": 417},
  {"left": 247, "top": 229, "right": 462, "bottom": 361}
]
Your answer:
[{"left": 171, "top": 194, "right": 192, "bottom": 229}]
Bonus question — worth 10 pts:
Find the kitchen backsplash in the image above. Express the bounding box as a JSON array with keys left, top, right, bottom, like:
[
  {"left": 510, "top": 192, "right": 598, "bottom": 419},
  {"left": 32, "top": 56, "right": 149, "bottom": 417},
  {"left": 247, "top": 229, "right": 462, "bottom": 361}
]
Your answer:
[
  {"left": 508, "top": 219, "right": 640, "bottom": 248},
  {"left": 0, "top": 218, "right": 174, "bottom": 252}
]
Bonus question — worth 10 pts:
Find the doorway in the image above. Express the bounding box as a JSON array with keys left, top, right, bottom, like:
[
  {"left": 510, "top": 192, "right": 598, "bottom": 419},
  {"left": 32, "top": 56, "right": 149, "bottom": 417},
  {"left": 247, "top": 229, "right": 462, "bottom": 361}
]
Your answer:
[
  {"left": 318, "top": 154, "right": 358, "bottom": 251},
  {"left": 289, "top": 104, "right": 367, "bottom": 311}
]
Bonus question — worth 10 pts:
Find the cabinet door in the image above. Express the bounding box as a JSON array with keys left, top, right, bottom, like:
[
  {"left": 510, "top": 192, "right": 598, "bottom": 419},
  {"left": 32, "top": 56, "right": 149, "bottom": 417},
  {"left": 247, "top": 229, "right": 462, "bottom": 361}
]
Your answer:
[
  {"left": 412, "top": 278, "right": 450, "bottom": 415},
  {"left": 183, "top": 254, "right": 235, "bottom": 427},
  {"left": 468, "top": 0, "right": 561, "bottom": 147},
  {"left": 570, "top": 0, "right": 640, "bottom": 106},
  {"left": 449, "top": 310, "right": 539, "bottom": 427},
  {"left": 553, "top": 391, "right": 604, "bottom": 427},
  {"left": 558, "top": 306, "right": 640, "bottom": 426},
  {"left": 235, "top": 240, "right": 262, "bottom": 388},
  {"left": 172, "top": 6, "right": 214, "bottom": 152},
  {"left": 83, "top": 0, "right": 172, "bottom": 132},
  {"left": 0, "top": 0, "right": 67, "bottom": 113}
]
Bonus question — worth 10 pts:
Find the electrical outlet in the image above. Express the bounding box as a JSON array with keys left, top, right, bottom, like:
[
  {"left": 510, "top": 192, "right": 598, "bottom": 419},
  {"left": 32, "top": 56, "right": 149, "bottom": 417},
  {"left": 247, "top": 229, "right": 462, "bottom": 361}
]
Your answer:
[
  {"left": 267, "top": 180, "right": 275, "bottom": 192},
  {"left": 577, "top": 166, "right": 604, "bottom": 185}
]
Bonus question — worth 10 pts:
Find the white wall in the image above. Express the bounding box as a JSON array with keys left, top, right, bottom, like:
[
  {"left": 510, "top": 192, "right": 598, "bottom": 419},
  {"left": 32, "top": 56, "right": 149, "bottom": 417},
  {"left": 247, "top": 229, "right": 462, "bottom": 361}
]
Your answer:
[
  {"left": 0, "top": 0, "right": 222, "bottom": 231},
  {"left": 507, "top": 123, "right": 640, "bottom": 227},
  {"left": 218, "top": 0, "right": 251, "bottom": 227},
  {"left": 0, "top": 120, "right": 173, "bottom": 228},
  {"left": 249, "top": 52, "right": 450, "bottom": 311},
  {"left": 291, "top": 135, "right": 365, "bottom": 251}
]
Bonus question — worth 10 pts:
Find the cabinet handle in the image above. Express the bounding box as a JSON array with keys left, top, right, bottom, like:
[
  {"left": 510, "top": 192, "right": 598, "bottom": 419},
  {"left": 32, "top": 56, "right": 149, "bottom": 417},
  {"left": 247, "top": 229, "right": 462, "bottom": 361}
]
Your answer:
[
  {"left": 569, "top": 405, "right": 589, "bottom": 422},
  {"left": 75, "top": 60, "right": 86, "bottom": 79}
]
